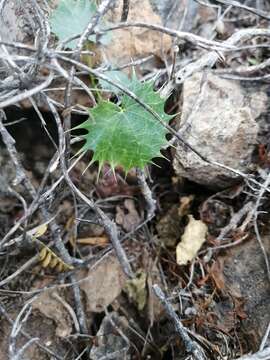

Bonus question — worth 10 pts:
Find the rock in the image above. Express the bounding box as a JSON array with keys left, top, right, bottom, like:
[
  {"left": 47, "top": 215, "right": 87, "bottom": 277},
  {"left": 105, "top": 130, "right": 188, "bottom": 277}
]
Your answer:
[
  {"left": 90, "top": 312, "right": 130, "bottom": 360},
  {"left": 0, "top": 3, "right": 29, "bottom": 58},
  {"left": 32, "top": 291, "right": 73, "bottom": 338},
  {"left": 223, "top": 236, "right": 270, "bottom": 349},
  {"left": 173, "top": 72, "right": 267, "bottom": 188},
  {"left": 151, "top": 0, "right": 198, "bottom": 32},
  {"left": 102, "top": 0, "right": 172, "bottom": 66}
]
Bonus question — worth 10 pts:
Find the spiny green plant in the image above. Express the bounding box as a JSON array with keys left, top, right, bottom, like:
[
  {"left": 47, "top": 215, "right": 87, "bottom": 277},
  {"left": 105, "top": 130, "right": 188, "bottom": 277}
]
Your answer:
[
  {"left": 73, "top": 73, "right": 172, "bottom": 173},
  {"left": 49, "top": 1, "right": 172, "bottom": 173}
]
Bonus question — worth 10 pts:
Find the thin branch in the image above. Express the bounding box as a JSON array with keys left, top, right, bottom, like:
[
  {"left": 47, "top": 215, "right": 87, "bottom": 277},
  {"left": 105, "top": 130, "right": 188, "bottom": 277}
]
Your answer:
[
  {"left": 234, "top": 347, "right": 270, "bottom": 360},
  {"left": 252, "top": 171, "right": 270, "bottom": 281},
  {"left": 0, "top": 302, "right": 63, "bottom": 359},
  {"left": 75, "top": 0, "right": 115, "bottom": 56},
  {"left": 136, "top": 168, "right": 156, "bottom": 220},
  {"left": 215, "top": 58, "right": 270, "bottom": 76},
  {"left": 215, "top": 0, "right": 270, "bottom": 20},
  {"left": 46, "top": 96, "right": 134, "bottom": 279},
  {"left": 153, "top": 284, "right": 206, "bottom": 360},
  {"left": 9, "top": 296, "right": 38, "bottom": 360},
  {"left": 260, "top": 322, "right": 270, "bottom": 351},
  {"left": 121, "top": 0, "right": 130, "bottom": 21},
  {"left": 161, "top": 28, "right": 270, "bottom": 97},
  {"left": 216, "top": 201, "right": 254, "bottom": 241},
  {"left": 101, "top": 22, "right": 237, "bottom": 51},
  {"left": 0, "top": 73, "right": 53, "bottom": 109}
]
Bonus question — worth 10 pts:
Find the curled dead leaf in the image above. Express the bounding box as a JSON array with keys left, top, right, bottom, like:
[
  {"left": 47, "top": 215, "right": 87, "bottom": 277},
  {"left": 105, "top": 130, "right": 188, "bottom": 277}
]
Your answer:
[
  {"left": 76, "top": 236, "right": 109, "bottom": 247},
  {"left": 116, "top": 199, "right": 141, "bottom": 232},
  {"left": 178, "top": 195, "right": 194, "bottom": 217},
  {"left": 79, "top": 255, "right": 127, "bottom": 313}
]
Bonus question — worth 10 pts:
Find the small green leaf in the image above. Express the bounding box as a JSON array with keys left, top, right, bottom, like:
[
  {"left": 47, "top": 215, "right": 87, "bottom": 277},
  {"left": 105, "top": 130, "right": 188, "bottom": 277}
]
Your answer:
[
  {"left": 247, "top": 57, "right": 258, "bottom": 65},
  {"left": 74, "top": 76, "right": 172, "bottom": 172},
  {"left": 49, "top": 0, "right": 109, "bottom": 48},
  {"left": 99, "top": 70, "right": 131, "bottom": 94}
]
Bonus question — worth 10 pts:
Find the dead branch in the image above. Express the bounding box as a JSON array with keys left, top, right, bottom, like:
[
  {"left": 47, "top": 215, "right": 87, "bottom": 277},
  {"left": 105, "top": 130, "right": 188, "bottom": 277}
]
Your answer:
[
  {"left": 217, "top": 201, "right": 254, "bottom": 241},
  {"left": 215, "top": 58, "right": 270, "bottom": 77},
  {"left": 9, "top": 296, "right": 38, "bottom": 360},
  {"left": 161, "top": 28, "right": 270, "bottom": 97},
  {"left": 0, "top": 302, "right": 62, "bottom": 359},
  {"left": 136, "top": 168, "right": 156, "bottom": 220},
  {"left": 75, "top": 0, "right": 115, "bottom": 56},
  {"left": 215, "top": 0, "right": 270, "bottom": 21},
  {"left": 234, "top": 347, "right": 270, "bottom": 360},
  {"left": 46, "top": 95, "right": 134, "bottom": 279},
  {"left": 0, "top": 108, "right": 88, "bottom": 333},
  {"left": 0, "top": 256, "right": 39, "bottom": 288},
  {"left": 0, "top": 73, "right": 53, "bottom": 109},
  {"left": 101, "top": 22, "right": 237, "bottom": 51},
  {"left": 252, "top": 171, "right": 270, "bottom": 281},
  {"left": 153, "top": 284, "right": 206, "bottom": 360},
  {"left": 121, "top": 0, "right": 130, "bottom": 22},
  {"left": 260, "top": 322, "right": 270, "bottom": 351}
]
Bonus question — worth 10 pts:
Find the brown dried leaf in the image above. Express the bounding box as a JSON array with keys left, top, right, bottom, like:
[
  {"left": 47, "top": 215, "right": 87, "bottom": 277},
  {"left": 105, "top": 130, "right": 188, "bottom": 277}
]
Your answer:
[
  {"left": 79, "top": 255, "right": 127, "bottom": 313},
  {"left": 178, "top": 195, "right": 194, "bottom": 217},
  {"left": 116, "top": 199, "right": 141, "bottom": 232},
  {"left": 208, "top": 259, "right": 225, "bottom": 291}
]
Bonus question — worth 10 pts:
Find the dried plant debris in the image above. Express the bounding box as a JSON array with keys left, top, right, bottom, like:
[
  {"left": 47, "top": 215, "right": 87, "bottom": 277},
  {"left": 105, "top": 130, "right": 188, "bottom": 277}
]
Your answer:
[
  {"left": 116, "top": 199, "right": 141, "bottom": 233},
  {"left": 156, "top": 196, "right": 194, "bottom": 248},
  {"left": 124, "top": 270, "right": 147, "bottom": 311},
  {"left": 38, "top": 244, "right": 74, "bottom": 272},
  {"left": 78, "top": 255, "right": 127, "bottom": 313},
  {"left": 156, "top": 205, "right": 182, "bottom": 248},
  {"left": 176, "top": 215, "right": 208, "bottom": 265},
  {"left": 1, "top": 0, "right": 270, "bottom": 359}
]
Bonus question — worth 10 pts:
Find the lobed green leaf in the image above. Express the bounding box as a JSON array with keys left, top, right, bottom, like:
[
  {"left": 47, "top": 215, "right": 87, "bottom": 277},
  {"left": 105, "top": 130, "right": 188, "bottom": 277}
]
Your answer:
[
  {"left": 49, "top": 0, "right": 110, "bottom": 48},
  {"left": 74, "top": 76, "right": 172, "bottom": 172}
]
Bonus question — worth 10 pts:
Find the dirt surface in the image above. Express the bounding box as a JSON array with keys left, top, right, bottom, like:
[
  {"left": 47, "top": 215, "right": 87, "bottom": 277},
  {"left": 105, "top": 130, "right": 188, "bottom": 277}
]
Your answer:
[{"left": 0, "top": 0, "right": 270, "bottom": 359}]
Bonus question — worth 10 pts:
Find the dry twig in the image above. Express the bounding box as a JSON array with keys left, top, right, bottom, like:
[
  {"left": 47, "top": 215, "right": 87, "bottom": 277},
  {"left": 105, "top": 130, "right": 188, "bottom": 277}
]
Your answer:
[
  {"left": 153, "top": 284, "right": 206, "bottom": 360},
  {"left": 235, "top": 347, "right": 270, "bottom": 360}
]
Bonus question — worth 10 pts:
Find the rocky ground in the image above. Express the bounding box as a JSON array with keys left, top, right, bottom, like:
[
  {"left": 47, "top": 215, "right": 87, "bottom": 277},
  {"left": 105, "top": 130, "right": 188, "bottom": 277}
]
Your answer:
[{"left": 0, "top": 1, "right": 270, "bottom": 359}]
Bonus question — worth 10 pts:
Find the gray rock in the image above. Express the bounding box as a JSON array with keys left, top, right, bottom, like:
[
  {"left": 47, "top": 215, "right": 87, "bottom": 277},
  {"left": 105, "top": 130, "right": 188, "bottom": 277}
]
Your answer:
[
  {"left": 151, "top": 0, "right": 198, "bottom": 31},
  {"left": 90, "top": 312, "right": 130, "bottom": 360},
  {"left": 173, "top": 72, "right": 267, "bottom": 188},
  {"left": 223, "top": 236, "right": 270, "bottom": 349}
]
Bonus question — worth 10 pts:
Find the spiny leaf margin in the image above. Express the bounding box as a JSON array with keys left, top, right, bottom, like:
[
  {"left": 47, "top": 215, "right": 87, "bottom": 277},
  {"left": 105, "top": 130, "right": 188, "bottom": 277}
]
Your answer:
[{"left": 74, "top": 76, "right": 172, "bottom": 172}]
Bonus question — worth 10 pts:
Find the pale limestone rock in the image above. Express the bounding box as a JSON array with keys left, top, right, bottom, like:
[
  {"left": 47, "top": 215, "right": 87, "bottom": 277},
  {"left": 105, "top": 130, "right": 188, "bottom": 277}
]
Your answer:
[{"left": 173, "top": 72, "right": 267, "bottom": 188}]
